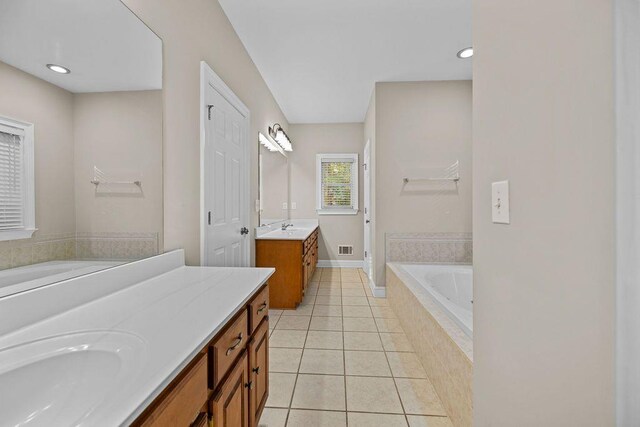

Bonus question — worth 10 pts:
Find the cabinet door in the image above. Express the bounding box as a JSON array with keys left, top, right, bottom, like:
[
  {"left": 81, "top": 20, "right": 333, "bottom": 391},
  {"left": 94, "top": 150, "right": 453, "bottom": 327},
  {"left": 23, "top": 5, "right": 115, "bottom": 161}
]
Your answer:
[
  {"left": 210, "top": 351, "right": 250, "bottom": 427},
  {"left": 248, "top": 320, "right": 269, "bottom": 427}
]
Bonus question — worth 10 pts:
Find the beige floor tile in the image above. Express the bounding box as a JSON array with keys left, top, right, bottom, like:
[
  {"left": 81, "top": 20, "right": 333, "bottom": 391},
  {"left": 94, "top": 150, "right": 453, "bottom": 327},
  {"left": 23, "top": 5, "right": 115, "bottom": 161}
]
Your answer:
[
  {"left": 341, "top": 288, "right": 366, "bottom": 297},
  {"left": 347, "top": 412, "right": 408, "bottom": 427},
  {"left": 342, "top": 296, "right": 370, "bottom": 306},
  {"left": 317, "top": 287, "right": 341, "bottom": 296},
  {"left": 364, "top": 288, "right": 373, "bottom": 296},
  {"left": 258, "top": 407, "right": 288, "bottom": 427},
  {"left": 313, "top": 304, "right": 342, "bottom": 317},
  {"left": 406, "top": 415, "right": 454, "bottom": 427},
  {"left": 344, "top": 350, "right": 391, "bottom": 377},
  {"left": 310, "top": 316, "right": 343, "bottom": 331},
  {"left": 341, "top": 282, "right": 365, "bottom": 289},
  {"left": 286, "top": 410, "right": 347, "bottom": 427},
  {"left": 306, "top": 287, "right": 319, "bottom": 296},
  {"left": 269, "top": 348, "right": 303, "bottom": 373},
  {"left": 380, "top": 333, "right": 414, "bottom": 352},
  {"left": 269, "top": 309, "right": 284, "bottom": 317},
  {"left": 270, "top": 330, "right": 308, "bottom": 348},
  {"left": 315, "top": 295, "right": 343, "bottom": 306},
  {"left": 368, "top": 297, "right": 389, "bottom": 307},
  {"left": 281, "top": 304, "right": 314, "bottom": 316},
  {"left": 342, "top": 305, "right": 373, "bottom": 318},
  {"left": 320, "top": 275, "right": 341, "bottom": 282},
  {"left": 299, "top": 349, "right": 344, "bottom": 375},
  {"left": 395, "top": 378, "right": 447, "bottom": 416},
  {"left": 275, "top": 316, "right": 311, "bottom": 330},
  {"left": 343, "top": 317, "right": 377, "bottom": 332},
  {"left": 266, "top": 373, "right": 297, "bottom": 408},
  {"left": 375, "top": 317, "right": 404, "bottom": 333},
  {"left": 301, "top": 294, "right": 317, "bottom": 305},
  {"left": 371, "top": 306, "right": 398, "bottom": 319},
  {"left": 345, "top": 376, "right": 403, "bottom": 414},
  {"left": 291, "top": 374, "right": 346, "bottom": 411},
  {"left": 318, "top": 281, "right": 341, "bottom": 288},
  {"left": 305, "top": 330, "right": 344, "bottom": 349},
  {"left": 343, "top": 332, "right": 383, "bottom": 351},
  {"left": 341, "top": 275, "right": 362, "bottom": 283},
  {"left": 386, "top": 352, "right": 428, "bottom": 378}
]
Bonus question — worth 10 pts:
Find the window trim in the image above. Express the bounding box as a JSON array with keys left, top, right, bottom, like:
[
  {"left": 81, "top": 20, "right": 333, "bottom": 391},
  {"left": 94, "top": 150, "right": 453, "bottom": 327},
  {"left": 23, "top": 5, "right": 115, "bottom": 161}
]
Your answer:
[
  {"left": 0, "top": 116, "right": 36, "bottom": 242},
  {"left": 316, "top": 153, "right": 359, "bottom": 216}
]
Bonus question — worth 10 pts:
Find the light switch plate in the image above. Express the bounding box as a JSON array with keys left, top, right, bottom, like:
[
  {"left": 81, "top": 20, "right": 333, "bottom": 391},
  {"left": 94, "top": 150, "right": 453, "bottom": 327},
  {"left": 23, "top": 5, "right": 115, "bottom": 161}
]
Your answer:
[
  {"left": 282, "top": 202, "right": 288, "bottom": 210},
  {"left": 492, "top": 180, "right": 510, "bottom": 224},
  {"left": 291, "top": 202, "right": 297, "bottom": 210}
]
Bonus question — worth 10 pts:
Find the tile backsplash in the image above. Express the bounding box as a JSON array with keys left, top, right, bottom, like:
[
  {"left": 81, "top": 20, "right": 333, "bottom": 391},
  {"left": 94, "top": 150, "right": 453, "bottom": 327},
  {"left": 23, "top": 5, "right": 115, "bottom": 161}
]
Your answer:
[
  {"left": 386, "top": 232, "right": 472, "bottom": 264},
  {"left": 0, "top": 231, "right": 159, "bottom": 270}
]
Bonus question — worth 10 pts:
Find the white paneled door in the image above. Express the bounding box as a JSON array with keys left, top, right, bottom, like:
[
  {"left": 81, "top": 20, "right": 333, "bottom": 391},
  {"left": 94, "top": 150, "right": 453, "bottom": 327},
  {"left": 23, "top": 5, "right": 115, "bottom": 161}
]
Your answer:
[
  {"left": 363, "top": 140, "right": 372, "bottom": 278},
  {"left": 201, "top": 62, "right": 250, "bottom": 267}
]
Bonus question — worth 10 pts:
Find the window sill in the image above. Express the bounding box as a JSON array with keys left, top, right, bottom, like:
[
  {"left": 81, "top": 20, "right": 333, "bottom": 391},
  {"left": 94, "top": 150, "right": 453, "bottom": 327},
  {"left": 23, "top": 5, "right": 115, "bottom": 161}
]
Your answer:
[
  {"left": 317, "top": 209, "right": 359, "bottom": 216},
  {"left": 0, "top": 228, "right": 37, "bottom": 242}
]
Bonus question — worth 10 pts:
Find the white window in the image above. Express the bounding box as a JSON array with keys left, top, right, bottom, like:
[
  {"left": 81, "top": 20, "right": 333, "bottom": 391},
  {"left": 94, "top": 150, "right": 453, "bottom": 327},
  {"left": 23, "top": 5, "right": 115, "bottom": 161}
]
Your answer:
[
  {"left": 316, "top": 153, "right": 359, "bottom": 215},
  {"left": 0, "top": 116, "right": 35, "bottom": 241}
]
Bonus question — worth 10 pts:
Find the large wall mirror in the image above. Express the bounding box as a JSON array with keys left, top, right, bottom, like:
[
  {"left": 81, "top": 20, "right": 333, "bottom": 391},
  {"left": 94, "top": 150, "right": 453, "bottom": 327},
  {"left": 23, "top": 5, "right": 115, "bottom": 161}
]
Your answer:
[
  {"left": 0, "top": 0, "right": 163, "bottom": 297},
  {"left": 258, "top": 137, "right": 289, "bottom": 226}
]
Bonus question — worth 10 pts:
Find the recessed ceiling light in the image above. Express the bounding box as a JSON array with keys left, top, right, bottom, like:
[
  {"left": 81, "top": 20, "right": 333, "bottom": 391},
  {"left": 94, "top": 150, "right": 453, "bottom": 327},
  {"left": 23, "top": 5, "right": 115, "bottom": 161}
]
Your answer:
[
  {"left": 46, "top": 64, "right": 71, "bottom": 74},
  {"left": 457, "top": 47, "right": 473, "bottom": 59}
]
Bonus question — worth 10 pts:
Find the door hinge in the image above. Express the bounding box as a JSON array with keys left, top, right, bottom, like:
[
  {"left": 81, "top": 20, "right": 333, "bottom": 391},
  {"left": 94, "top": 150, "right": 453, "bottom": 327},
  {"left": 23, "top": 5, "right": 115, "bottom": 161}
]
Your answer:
[
  {"left": 365, "top": 251, "right": 367, "bottom": 258},
  {"left": 208, "top": 211, "right": 212, "bottom": 225},
  {"left": 207, "top": 104, "right": 214, "bottom": 120}
]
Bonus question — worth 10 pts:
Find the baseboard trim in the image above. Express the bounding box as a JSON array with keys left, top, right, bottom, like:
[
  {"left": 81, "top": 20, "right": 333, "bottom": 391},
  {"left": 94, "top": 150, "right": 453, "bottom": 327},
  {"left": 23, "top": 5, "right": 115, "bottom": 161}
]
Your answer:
[
  {"left": 317, "top": 259, "right": 364, "bottom": 268},
  {"left": 367, "top": 278, "right": 386, "bottom": 298}
]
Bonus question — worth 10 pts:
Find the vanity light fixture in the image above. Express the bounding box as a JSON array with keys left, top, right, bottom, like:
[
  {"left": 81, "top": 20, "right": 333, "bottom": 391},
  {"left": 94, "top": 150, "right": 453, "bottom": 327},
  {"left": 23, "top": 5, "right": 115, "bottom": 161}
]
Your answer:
[
  {"left": 456, "top": 47, "right": 473, "bottom": 59},
  {"left": 259, "top": 132, "right": 284, "bottom": 154},
  {"left": 46, "top": 64, "right": 71, "bottom": 74},
  {"left": 268, "top": 124, "right": 293, "bottom": 152}
]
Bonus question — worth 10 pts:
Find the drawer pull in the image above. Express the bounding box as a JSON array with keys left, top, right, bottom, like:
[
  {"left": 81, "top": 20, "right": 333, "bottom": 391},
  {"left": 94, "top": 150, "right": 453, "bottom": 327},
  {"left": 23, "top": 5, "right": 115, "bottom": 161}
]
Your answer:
[
  {"left": 225, "top": 333, "right": 243, "bottom": 356},
  {"left": 252, "top": 366, "right": 260, "bottom": 374},
  {"left": 257, "top": 302, "right": 267, "bottom": 313}
]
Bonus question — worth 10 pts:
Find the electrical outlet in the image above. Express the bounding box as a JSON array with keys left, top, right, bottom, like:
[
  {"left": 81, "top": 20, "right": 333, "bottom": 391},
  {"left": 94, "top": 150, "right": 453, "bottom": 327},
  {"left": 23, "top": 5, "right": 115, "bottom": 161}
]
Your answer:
[
  {"left": 291, "top": 202, "right": 297, "bottom": 210},
  {"left": 282, "top": 202, "right": 288, "bottom": 210}
]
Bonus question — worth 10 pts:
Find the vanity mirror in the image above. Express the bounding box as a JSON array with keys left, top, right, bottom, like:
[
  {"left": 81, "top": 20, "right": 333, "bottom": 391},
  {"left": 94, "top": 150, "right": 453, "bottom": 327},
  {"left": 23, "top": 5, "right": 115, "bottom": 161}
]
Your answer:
[
  {"left": 258, "top": 133, "right": 289, "bottom": 226},
  {"left": 0, "top": 0, "right": 163, "bottom": 297}
]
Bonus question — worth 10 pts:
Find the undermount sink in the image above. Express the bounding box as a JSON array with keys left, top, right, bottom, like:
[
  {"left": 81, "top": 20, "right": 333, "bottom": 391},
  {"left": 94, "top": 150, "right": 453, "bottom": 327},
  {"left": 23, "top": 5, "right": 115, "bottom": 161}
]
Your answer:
[{"left": 0, "top": 331, "right": 146, "bottom": 426}]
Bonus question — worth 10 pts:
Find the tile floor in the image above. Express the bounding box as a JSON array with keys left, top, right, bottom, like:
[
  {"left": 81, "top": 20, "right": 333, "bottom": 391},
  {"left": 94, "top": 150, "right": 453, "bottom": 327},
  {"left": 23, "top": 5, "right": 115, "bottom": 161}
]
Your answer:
[{"left": 260, "top": 268, "right": 453, "bottom": 427}]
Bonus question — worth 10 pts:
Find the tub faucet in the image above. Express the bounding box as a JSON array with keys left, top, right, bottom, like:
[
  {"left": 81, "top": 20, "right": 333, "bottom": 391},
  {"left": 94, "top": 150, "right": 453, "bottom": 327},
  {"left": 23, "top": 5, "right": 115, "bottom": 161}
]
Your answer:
[{"left": 281, "top": 223, "right": 294, "bottom": 231}]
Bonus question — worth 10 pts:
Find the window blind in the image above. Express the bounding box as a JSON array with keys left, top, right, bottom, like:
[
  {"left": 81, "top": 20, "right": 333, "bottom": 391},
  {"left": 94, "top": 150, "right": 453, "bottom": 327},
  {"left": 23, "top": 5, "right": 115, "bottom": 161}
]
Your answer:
[
  {"left": 321, "top": 158, "right": 354, "bottom": 209},
  {"left": 0, "top": 128, "right": 24, "bottom": 230}
]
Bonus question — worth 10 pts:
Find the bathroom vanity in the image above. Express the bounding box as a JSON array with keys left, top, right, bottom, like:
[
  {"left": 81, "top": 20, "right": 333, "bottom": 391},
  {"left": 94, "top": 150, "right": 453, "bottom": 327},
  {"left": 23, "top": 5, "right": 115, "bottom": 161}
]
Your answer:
[
  {"left": 255, "top": 221, "right": 319, "bottom": 309},
  {"left": 0, "top": 250, "right": 274, "bottom": 426}
]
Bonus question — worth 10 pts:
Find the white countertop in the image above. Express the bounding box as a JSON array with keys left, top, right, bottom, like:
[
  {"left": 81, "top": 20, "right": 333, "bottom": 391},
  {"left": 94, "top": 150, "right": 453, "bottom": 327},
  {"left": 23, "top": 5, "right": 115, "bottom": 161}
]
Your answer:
[
  {"left": 255, "top": 219, "right": 319, "bottom": 241},
  {"left": 0, "top": 251, "right": 274, "bottom": 426}
]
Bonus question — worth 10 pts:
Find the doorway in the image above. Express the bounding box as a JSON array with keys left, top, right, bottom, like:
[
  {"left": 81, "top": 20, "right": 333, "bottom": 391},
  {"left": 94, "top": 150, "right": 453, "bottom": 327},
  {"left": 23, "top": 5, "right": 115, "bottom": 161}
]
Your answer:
[
  {"left": 363, "top": 139, "right": 372, "bottom": 279},
  {"left": 200, "top": 62, "right": 250, "bottom": 267}
]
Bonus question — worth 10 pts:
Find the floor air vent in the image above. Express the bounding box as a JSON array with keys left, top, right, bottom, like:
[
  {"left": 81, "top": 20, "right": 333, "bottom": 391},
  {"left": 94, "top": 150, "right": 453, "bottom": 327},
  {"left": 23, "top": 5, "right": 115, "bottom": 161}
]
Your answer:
[{"left": 338, "top": 245, "right": 353, "bottom": 256}]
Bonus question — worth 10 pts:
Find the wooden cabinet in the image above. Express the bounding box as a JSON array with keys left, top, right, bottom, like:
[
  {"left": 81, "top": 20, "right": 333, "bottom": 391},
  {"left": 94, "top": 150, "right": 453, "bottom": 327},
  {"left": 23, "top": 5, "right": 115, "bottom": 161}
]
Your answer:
[
  {"left": 133, "top": 283, "right": 270, "bottom": 427},
  {"left": 256, "top": 228, "right": 319, "bottom": 309}
]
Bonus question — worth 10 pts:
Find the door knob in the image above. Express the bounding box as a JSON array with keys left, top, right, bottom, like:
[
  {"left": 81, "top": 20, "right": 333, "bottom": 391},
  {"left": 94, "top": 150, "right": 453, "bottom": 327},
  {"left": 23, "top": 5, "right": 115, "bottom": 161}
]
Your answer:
[{"left": 240, "top": 227, "right": 249, "bottom": 235}]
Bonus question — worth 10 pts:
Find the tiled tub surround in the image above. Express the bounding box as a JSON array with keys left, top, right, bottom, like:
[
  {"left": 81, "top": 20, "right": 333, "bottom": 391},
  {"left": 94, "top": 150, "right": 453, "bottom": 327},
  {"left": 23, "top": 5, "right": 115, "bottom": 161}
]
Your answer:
[
  {"left": 386, "top": 233, "right": 472, "bottom": 265},
  {"left": 261, "top": 267, "right": 454, "bottom": 427},
  {"left": 386, "top": 264, "right": 472, "bottom": 427},
  {"left": 0, "top": 232, "right": 159, "bottom": 270}
]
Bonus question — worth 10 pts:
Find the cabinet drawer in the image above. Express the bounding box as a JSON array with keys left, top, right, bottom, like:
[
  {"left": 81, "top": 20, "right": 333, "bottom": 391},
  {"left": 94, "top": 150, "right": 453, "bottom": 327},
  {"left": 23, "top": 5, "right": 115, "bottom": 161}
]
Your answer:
[
  {"left": 248, "top": 285, "right": 269, "bottom": 334},
  {"left": 211, "top": 310, "right": 248, "bottom": 389},
  {"left": 138, "top": 353, "right": 208, "bottom": 426}
]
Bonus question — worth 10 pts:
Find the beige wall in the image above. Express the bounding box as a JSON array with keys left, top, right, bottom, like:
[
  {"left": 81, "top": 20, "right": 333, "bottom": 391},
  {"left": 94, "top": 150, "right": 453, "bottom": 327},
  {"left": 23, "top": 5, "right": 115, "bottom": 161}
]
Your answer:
[
  {"left": 73, "top": 91, "right": 163, "bottom": 240},
  {"left": 288, "top": 123, "right": 365, "bottom": 261},
  {"left": 372, "top": 81, "right": 473, "bottom": 286},
  {"left": 122, "top": 0, "right": 289, "bottom": 265},
  {"left": 473, "top": 1, "right": 615, "bottom": 425},
  {"left": 0, "top": 61, "right": 76, "bottom": 239}
]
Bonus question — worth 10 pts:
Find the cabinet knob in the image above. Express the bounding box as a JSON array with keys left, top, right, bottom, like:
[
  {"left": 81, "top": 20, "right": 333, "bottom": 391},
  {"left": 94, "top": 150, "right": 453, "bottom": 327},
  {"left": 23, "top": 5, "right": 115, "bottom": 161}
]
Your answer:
[
  {"left": 252, "top": 366, "right": 260, "bottom": 374},
  {"left": 245, "top": 380, "right": 253, "bottom": 389}
]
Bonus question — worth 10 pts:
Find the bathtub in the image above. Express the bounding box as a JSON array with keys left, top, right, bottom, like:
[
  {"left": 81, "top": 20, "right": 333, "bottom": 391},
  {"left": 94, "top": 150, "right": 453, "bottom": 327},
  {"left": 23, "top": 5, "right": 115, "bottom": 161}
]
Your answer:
[
  {"left": 386, "top": 262, "right": 473, "bottom": 427},
  {"left": 398, "top": 264, "right": 473, "bottom": 337}
]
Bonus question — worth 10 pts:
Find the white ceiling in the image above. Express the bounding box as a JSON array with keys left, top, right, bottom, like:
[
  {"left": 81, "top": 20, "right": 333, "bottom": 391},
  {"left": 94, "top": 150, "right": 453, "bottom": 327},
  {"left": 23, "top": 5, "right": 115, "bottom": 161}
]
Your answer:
[
  {"left": 219, "top": 0, "right": 472, "bottom": 123},
  {"left": 0, "top": 0, "right": 162, "bottom": 93}
]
